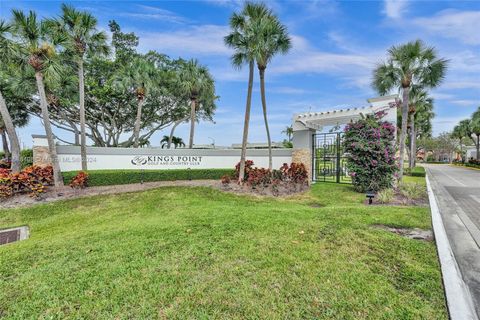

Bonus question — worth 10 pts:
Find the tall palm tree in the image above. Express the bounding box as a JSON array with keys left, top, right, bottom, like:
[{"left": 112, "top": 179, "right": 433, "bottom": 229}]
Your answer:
[
  {"left": 0, "top": 20, "right": 22, "bottom": 173},
  {"left": 224, "top": 2, "right": 265, "bottom": 182},
  {"left": 407, "top": 86, "right": 433, "bottom": 168},
  {"left": 471, "top": 108, "right": 480, "bottom": 160},
  {"left": 178, "top": 59, "right": 214, "bottom": 149},
  {"left": 452, "top": 119, "right": 471, "bottom": 162},
  {"left": 251, "top": 8, "right": 291, "bottom": 170},
  {"left": 115, "top": 56, "right": 157, "bottom": 148},
  {"left": 11, "top": 10, "right": 64, "bottom": 187},
  {"left": 372, "top": 40, "right": 447, "bottom": 180},
  {"left": 52, "top": 4, "right": 109, "bottom": 170},
  {"left": 282, "top": 125, "right": 293, "bottom": 142}
]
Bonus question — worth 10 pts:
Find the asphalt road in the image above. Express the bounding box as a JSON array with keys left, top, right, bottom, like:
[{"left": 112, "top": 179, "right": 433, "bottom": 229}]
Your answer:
[{"left": 426, "top": 164, "right": 480, "bottom": 317}]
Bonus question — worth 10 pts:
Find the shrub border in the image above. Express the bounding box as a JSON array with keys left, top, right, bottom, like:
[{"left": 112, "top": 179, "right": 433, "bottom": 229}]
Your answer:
[{"left": 62, "top": 169, "right": 234, "bottom": 187}]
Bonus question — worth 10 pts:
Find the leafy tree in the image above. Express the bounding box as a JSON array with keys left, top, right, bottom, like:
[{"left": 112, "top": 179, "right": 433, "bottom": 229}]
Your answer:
[
  {"left": 0, "top": 20, "right": 23, "bottom": 172},
  {"left": 224, "top": 2, "right": 263, "bottom": 182},
  {"left": 451, "top": 119, "right": 471, "bottom": 162},
  {"left": 114, "top": 56, "right": 158, "bottom": 148},
  {"left": 251, "top": 5, "right": 291, "bottom": 170},
  {"left": 372, "top": 40, "right": 447, "bottom": 180},
  {"left": 471, "top": 108, "right": 480, "bottom": 160},
  {"left": 178, "top": 59, "right": 215, "bottom": 149},
  {"left": 50, "top": 4, "right": 109, "bottom": 170},
  {"left": 11, "top": 10, "right": 64, "bottom": 187}
]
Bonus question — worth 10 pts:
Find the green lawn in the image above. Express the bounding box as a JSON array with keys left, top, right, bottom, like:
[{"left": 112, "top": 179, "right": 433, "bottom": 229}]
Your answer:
[{"left": 0, "top": 179, "right": 446, "bottom": 319}]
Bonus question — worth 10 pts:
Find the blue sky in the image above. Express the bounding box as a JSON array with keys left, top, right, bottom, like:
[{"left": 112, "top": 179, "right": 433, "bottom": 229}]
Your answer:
[{"left": 1, "top": 0, "right": 479, "bottom": 148}]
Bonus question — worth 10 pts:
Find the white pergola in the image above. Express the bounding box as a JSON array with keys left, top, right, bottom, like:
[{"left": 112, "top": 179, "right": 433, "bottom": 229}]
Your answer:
[{"left": 292, "top": 95, "right": 398, "bottom": 132}]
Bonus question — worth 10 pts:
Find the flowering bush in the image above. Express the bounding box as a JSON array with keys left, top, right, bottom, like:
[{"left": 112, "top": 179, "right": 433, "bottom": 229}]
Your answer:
[
  {"left": 69, "top": 171, "right": 89, "bottom": 189},
  {"left": 343, "top": 114, "right": 397, "bottom": 192},
  {"left": 0, "top": 165, "right": 54, "bottom": 198}
]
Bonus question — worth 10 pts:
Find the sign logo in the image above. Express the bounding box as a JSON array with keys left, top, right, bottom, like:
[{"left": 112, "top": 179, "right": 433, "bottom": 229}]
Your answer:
[
  {"left": 130, "top": 155, "right": 203, "bottom": 167},
  {"left": 131, "top": 156, "right": 148, "bottom": 166}
]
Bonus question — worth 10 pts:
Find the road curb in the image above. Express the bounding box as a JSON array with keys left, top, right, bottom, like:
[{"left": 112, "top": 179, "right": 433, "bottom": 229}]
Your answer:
[{"left": 426, "top": 174, "right": 478, "bottom": 320}]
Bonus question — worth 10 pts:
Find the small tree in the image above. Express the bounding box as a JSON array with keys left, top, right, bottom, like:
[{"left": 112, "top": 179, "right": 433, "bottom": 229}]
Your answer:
[{"left": 343, "top": 113, "right": 397, "bottom": 192}]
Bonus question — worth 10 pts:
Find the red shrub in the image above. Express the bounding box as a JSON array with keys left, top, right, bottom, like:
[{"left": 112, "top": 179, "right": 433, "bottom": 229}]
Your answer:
[
  {"left": 234, "top": 160, "right": 254, "bottom": 179},
  {"left": 221, "top": 174, "right": 231, "bottom": 185},
  {"left": 280, "top": 162, "right": 309, "bottom": 184},
  {"left": 0, "top": 165, "right": 54, "bottom": 198},
  {"left": 246, "top": 167, "right": 272, "bottom": 188},
  {"left": 69, "top": 171, "right": 89, "bottom": 189}
]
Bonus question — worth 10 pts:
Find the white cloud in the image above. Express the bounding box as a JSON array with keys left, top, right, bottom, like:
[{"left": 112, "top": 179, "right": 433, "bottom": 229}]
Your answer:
[
  {"left": 383, "top": 0, "right": 409, "bottom": 19},
  {"left": 120, "top": 5, "right": 190, "bottom": 24},
  {"left": 450, "top": 100, "right": 479, "bottom": 107},
  {"left": 137, "top": 25, "right": 231, "bottom": 56},
  {"left": 414, "top": 10, "right": 480, "bottom": 45}
]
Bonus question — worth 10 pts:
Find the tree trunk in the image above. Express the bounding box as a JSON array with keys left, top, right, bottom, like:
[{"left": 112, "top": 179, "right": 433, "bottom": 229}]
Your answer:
[
  {"left": 78, "top": 60, "right": 88, "bottom": 170},
  {"left": 477, "top": 135, "right": 480, "bottom": 161},
  {"left": 133, "top": 97, "right": 144, "bottom": 148},
  {"left": 1, "top": 129, "right": 11, "bottom": 160},
  {"left": 409, "top": 112, "right": 415, "bottom": 168},
  {"left": 238, "top": 61, "right": 255, "bottom": 183},
  {"left": 168, "top": 117, "right": 187, "bottom": 149},
  {"left": 259, "top": 67, "right": 272, "bottom": 171},
  {"left": 188, "top": 98, "right": 196, "bottom": 149},
  {"left": 0, "top": 90, "right": 21, "bottom": 172},
  {"left": 398, "top": 86, "right": 409, "bottom": 180},
  {"left": 35, "top": 72, "right": 64, "bottom": 188}
]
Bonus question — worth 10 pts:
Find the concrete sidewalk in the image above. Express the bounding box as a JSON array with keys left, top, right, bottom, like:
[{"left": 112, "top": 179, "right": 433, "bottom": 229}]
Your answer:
[{"left": 426, "top": 164, "right": 480, "bottom": 318}]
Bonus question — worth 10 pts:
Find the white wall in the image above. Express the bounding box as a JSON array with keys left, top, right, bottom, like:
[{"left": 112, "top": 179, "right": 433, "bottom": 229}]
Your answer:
[{"left": 52, "top": 144, "right": 292, "bottom": 172}]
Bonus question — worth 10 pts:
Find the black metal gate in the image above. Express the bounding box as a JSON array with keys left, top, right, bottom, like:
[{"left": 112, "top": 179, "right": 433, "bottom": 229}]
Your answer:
[{"left": 312, "top": 132, "right": 351, "bottom": 184}]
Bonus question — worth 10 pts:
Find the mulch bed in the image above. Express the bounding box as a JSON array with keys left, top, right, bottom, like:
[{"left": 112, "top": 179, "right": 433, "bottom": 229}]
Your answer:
[{"left": 0, "top": 180, "right": 310, "bottom": 209}]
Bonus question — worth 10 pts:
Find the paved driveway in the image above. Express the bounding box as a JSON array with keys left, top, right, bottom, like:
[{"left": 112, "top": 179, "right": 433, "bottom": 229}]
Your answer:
[{"left": 426, "top": 164, "right": 480, "bottom": 317}]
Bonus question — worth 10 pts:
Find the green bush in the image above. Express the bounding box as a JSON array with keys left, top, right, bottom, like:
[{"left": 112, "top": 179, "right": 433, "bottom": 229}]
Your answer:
[
  {"left": 62, "top": 169, "right": 235, "bottom": 187},
  {"left": 0, "top": 151, "right": 4, "bottom": 159},
  {"left": 410, "top": 166, "right": 426, "bottom": 177},
  {"left": 377, "top": 189, "right": 394, "bottom": 204},
  {"left": 20, "top": 149, "right": 33, "bottom": 168},
  {"left": 399, "top": 182, "right": 426, "bottom": 200}
]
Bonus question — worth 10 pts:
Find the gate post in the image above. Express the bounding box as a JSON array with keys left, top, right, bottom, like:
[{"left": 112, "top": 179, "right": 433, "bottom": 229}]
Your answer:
[{"left": 292, "top": 128, "right": 316, "bottom": 183}]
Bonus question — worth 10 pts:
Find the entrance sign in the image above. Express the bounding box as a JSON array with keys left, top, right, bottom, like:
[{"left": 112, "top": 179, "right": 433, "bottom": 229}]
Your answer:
[{"left": 43, "top": 145, "right": 293, "bottom": 172}]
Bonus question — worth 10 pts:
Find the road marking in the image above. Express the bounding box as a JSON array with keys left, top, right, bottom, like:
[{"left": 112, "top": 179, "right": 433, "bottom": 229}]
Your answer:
[
  {"left": 470, "top": 195, "right": 480, "bottom": 204},
  {"left": 439, "top": 169, "right": 467, "bottom": 187}
]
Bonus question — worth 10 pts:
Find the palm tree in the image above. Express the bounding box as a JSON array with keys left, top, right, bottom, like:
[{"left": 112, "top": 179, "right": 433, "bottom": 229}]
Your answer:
[
  {"left": 178, "top": 59, "right": 214, "bottom": 149},
  {"left": 471, "top": 108, "right": 480, "bottom": 160},
  {"left": 161, "top": 135, "right": 185, "bottom": 149},
  {"left": 115, "top": 56, "right": 157, "bottom": 148},
  {"left": 407, "top": 86, "right": 433, "bottom": 168},
  {"left": 452, "top": 119, "right": 471, "bottom": 162},
  {"left": 224, "top": 2, "right": 264, "bottom": 182},
  {"left": 11, "top": 10, "right": 64, "bottom": 187},
  {"left": 52, "top": 4, "right": 109, "bottom": 170},
  {"left": 282, "top": 125, "right": 293, "bottom": 142},
  {"left": 372, "top": 40, "right": 447, "bottom": 180},
  {"left": 252, "top": 7, "right": 291, "bottom": 170},
  {"left": 0, "top": 20, "right": 22, "bottom": 173}
]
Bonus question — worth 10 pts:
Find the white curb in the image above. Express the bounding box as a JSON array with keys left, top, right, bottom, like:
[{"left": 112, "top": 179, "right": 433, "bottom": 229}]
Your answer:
[{"left": 426, "top": 174, "right": 478, "bottom": 320}]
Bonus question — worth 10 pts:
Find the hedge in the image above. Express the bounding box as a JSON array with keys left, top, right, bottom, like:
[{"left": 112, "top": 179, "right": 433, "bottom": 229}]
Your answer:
[
  {"left": 62, "top": 169, "right": 235, "bottom": 187},
  {"left": 453, "top": 162, "right": 480, "bottom": 170},
  {"left": 410, "top": 166, "right": 426, "bottom": 177}
]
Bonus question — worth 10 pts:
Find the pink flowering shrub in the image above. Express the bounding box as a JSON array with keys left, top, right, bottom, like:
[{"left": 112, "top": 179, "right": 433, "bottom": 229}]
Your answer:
[{"left": 343, "top": 113, "right": 397, "bottom": 192}]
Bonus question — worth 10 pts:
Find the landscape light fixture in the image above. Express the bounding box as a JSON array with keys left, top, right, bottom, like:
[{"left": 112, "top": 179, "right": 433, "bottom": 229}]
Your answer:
[{"left": 366, "top": 191, "right": 375, "bottom": 205}]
